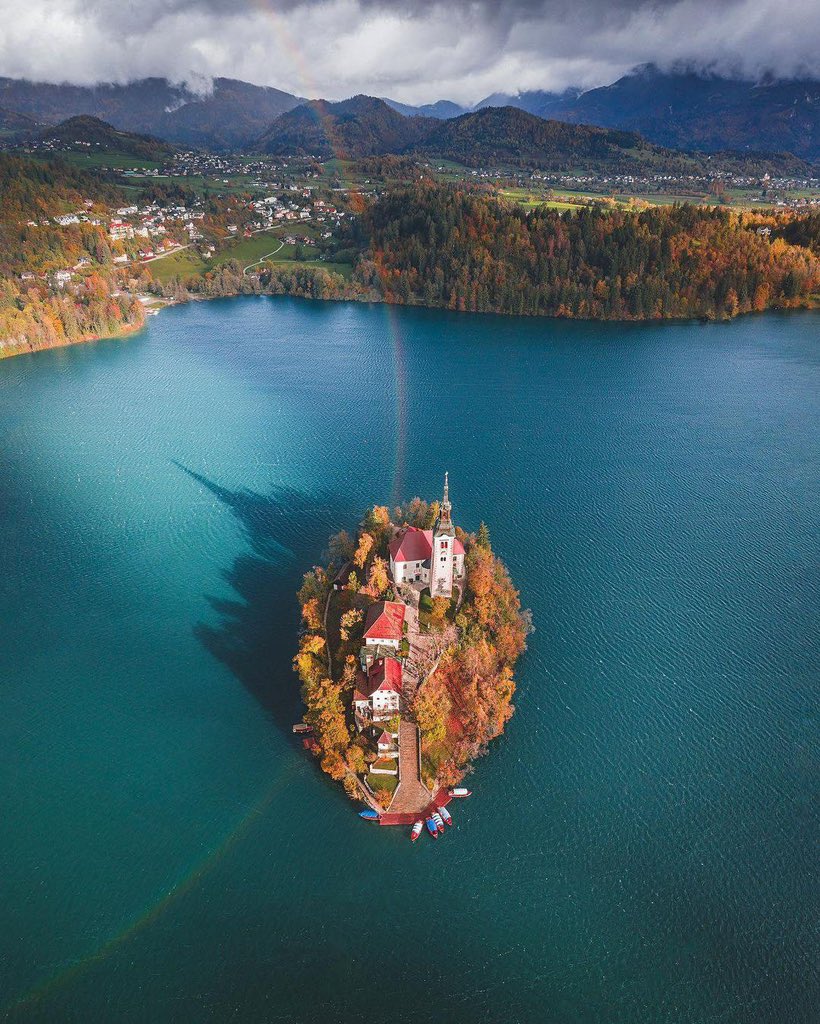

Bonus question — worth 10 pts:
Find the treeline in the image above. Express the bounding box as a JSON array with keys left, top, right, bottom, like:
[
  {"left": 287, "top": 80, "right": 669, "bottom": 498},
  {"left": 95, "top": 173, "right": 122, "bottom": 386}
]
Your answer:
[
  {"left": 0, "top": 153, "right": 121, "bottom": 222},
  {"left": 0, "top": 272, "right": 144, "bottom": 358},
  {"left": 156, "top": 186, "right": 819, "bottom": 323},
  {"left": 414, "top": 522, "right": 531, "bottom": 788},
  {"left": 357, "top": 184, "right": 820, "bottom": 320},
  {"left": 154, "top": 259, "right": 365, "bottom": 304}
]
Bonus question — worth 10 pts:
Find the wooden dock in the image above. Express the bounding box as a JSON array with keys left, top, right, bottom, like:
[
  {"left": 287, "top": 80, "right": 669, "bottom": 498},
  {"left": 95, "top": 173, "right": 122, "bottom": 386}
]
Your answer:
[{"left": 378, "top": 788, "right": 453, "bottom": 826}]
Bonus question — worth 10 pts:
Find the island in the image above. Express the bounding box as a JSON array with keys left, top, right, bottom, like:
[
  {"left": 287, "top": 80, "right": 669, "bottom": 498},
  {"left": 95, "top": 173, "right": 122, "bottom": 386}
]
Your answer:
[{"left": 294, "top": 475, "right": 532, "bottom": 833}]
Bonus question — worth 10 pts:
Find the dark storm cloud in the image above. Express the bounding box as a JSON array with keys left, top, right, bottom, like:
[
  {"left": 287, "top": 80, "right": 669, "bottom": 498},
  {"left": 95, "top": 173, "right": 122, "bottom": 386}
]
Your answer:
[{"left": 0, "top": 1, "right": 815, "bottom": 103}]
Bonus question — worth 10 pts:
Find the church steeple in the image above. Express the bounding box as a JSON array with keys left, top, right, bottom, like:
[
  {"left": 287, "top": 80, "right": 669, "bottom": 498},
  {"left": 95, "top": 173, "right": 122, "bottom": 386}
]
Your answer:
[
  {"left": 440, "top": 471, "right": 452, "bottom": 526},
  {"left": 431, "top": 472, "right": 456, "bottom": 598}
]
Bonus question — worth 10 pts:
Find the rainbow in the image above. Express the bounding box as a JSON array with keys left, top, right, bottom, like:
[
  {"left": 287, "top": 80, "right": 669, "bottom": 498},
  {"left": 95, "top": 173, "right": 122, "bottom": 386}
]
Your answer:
[
  {"left": 2, "top": 767, "right": 294, "bottom": 1018},
  {"left": 4, "top": 20, "right": 415, "bottom": 1012},
  {"left": 248, "top": 0, "right": 411, "bottom": 506}
]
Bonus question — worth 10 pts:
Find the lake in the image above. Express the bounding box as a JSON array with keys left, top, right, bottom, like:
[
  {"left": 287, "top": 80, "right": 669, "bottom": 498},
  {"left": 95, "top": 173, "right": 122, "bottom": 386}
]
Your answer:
[{"left": 1, "top": 298, "right": 817, "bottom": 1023}]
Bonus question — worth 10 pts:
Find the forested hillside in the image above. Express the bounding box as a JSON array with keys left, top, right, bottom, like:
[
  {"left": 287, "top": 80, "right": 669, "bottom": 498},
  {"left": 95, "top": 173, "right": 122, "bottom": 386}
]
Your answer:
[
  {"left": 257, "top": 95, "right": 433, "bottom": 159},
  {"left": 353, "top": 185, "right": 819, "bottom": 320},
  {"left": 32, "top": 116, "right": 175, "bottom": 161},
  {"left": 0, "top": 155, "right": 143, "bottom": 358}
]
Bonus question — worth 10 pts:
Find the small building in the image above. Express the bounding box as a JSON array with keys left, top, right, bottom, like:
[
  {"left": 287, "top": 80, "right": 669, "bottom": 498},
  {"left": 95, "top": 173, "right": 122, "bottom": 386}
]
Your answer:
[
  {"left": 362, "top": 600, "right": 405, "bottom": 650},
  {"left": 52, "top": 270, "right": 72, "bottom": 288},
  {"left": 377, "top": 730, "right": 396, "bottom": 755},
  {"left": 332, "top": 561, "right": 355, "bottom": 591},
  {"left": 352, "top": 657, "right": 402, "bottom": 723}
]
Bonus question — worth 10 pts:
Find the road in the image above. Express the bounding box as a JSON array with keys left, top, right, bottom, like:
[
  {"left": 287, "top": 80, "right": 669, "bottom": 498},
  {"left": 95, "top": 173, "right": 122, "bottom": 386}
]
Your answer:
[{"left": 141, "top": 243, "right": 190, "bottom": 264}]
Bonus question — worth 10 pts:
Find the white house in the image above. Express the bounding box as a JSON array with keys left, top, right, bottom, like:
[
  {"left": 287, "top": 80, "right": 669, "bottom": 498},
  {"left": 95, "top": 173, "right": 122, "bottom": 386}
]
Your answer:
[
  {"left": 353, "top": 657, "right": 403, "bottom": 722},
  {"left": 362, "top": 601, "right": 405, "bottom": 651},
  {"left": 376, "top": 730, "right": 396, "bottom": 756}
]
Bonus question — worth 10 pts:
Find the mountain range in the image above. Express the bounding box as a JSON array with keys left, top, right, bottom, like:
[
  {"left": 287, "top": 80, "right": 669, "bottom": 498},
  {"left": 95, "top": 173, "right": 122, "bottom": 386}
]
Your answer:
[
  {"left": 256, "top": 96, "right": 434, "bottom": 159},
  {"left": 0, "top": 65, "right": 817, "bottom": 161},
  {"left": 479, "top": 65, "right": 820, "bottom": 161},
  {"left": 254, "top": 99, "right": 812, "bottom": 176},
  {"left": 0, "top": 76, "right": 302, "bottom": 150}
]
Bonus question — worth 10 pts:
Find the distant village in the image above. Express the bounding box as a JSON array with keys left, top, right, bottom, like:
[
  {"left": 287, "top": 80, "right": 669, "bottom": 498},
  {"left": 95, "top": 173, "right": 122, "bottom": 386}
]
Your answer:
[{"left": 13, "top": 170, "right": 348, "bottom": 294}]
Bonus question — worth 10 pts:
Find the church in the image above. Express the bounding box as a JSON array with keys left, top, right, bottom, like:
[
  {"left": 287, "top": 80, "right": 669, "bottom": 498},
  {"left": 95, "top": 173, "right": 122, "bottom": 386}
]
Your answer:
[{"left": 389, "top": 473, "right": 465, "bottom": 598}]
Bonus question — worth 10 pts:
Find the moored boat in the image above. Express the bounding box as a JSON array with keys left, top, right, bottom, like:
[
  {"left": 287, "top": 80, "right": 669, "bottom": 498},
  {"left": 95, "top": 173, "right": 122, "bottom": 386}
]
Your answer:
[
  {"left": 439, "top": 806, "right": 453, "bottom": 827},
  {"left": 432, "top": 811, "right": 445, "bottom": 834},
  {"left": 359, "top": 809, "right": 380, "bottom": 822},
  {"left": 448, "top": 787, "right": 472, "bottom": 798},
  {"left": 292, "top": 723, "right": 313, "bottom": 734},
  {"left": 410, "top": 820, "right": 423, "bottom": 842},
  {"left": 425, "top": 817, "right": 438, "bottom": 838}
]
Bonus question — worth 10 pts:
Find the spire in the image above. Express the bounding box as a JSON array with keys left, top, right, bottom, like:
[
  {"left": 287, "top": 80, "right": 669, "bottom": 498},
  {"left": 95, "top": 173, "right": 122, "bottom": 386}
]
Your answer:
[{"left": 440, "top": 471, "right": 452, "bottom": 525}]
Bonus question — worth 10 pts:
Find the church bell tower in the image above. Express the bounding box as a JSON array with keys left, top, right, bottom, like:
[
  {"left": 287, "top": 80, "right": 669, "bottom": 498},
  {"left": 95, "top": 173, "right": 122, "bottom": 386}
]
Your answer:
[{"left": 431, "top": 472, "right": 456, "bottom": 599}]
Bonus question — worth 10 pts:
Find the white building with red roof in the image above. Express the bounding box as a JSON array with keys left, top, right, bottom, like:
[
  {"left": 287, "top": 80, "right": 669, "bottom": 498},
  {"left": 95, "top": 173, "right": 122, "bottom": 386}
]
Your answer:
[
  {"left": 362, "top": 600, "right": 405, "bottom": 650},
  {"left": 377, "top": 730, "right": 396, "bottom": 755},
  {"left": 352, "top": 657, "right": 403, "bottom": 721},
  {"left": 389, "top": 474, "right": 465, "bottom": 596}
]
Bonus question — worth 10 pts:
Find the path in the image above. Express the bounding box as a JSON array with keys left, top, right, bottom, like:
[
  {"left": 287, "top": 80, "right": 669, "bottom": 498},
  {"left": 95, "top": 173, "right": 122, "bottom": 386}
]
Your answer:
[
  {"left": 243, "top": 238, "right": 284, "bottom": 275},
  {"left": 386, "top": 720, "right": 431, "bottom": 816},
  {"left": 141, "top": 243, "right": 190, "bottom": 263}
]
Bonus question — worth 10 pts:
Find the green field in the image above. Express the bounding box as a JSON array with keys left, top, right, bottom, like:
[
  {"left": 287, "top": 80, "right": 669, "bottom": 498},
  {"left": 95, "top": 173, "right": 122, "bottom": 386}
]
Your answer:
[
  {"left": 367, "top": 773, "right": 398, "bottom": 795},
  {"left": 148, "top": 228, "right": 354, "bottom": 283},
  {"left": 146, "top": 248, "right": 206, "bottom": 283},
  {"left": 33, "top": 151, "right": 165, "bottom": 171}
]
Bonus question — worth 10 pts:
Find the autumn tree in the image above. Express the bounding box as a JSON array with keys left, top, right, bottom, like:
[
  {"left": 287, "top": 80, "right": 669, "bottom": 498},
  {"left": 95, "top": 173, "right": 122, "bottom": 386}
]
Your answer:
[
  {"left": 414, "top": 676, "right": 451, "bottom": 745},
  {"left": 428, "top": 596, "right": 450, "bottom": 631},
  {"left": 339, "top": 607, "right": 364, "bottom": 642},
  {"left": 353, "top": 531, "right": 374, "bottom": 569},
  {"left": 363, "top": 505, "right": 392, "bottom": 551},
  {"left": 364, "top": 556, "right": 390, "bottom": 598}
]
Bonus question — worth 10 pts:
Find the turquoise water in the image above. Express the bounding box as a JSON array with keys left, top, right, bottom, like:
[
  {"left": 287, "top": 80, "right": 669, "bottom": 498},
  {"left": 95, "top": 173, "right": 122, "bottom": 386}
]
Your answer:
[{"left": 1, "top": 298, "right": 817, "bottom": 1023}]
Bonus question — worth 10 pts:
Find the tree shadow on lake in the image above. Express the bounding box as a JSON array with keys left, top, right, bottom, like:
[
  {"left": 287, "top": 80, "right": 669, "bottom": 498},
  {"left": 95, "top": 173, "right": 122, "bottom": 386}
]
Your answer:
[{"left": 173, "top": 462, "right": 354, "bottom": 736}]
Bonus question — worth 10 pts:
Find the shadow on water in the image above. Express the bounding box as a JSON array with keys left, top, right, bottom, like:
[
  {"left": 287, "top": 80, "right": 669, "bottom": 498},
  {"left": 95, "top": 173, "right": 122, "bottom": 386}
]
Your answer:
[{"left": 172, "top": 462, "right": 354, "bottom": 736}]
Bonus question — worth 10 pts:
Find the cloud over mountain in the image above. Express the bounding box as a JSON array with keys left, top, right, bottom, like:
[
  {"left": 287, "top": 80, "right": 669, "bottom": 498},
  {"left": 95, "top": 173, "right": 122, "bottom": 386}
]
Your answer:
[{"left": 0, "top": 1, "right": 816, "bottom": 104}]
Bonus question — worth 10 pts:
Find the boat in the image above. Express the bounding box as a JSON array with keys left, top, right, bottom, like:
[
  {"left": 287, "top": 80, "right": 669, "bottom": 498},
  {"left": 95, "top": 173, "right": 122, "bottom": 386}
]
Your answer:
[
  {"left": 448, "top": 787, "right": 472, "bottom": 798},
  {"left": 425, "top": 817, "right": 438, "bottom": 839},
  {"left": 439, "top": 806, "right": 453, "bottom": 827},
  {"left": 410, "top": 820, "right": 423, "bottom": 842},
  {"left": 292, "top": 723, "right": 313, "bottom": 735},
  {"left": 359, "top": 809, "right": 380, "bottom": 822},
  {"left": 432, "top": 811, "right": 445, "bottom": 834}
]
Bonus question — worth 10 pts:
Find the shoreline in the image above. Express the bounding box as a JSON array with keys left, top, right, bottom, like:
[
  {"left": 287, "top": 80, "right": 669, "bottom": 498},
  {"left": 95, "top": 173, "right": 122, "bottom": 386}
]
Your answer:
[
  {"left": 1, "top": 285, "right": 817, "bottom": 363},
  {"left": 0, "top": 297, "right": 175, "bottom": 363}
]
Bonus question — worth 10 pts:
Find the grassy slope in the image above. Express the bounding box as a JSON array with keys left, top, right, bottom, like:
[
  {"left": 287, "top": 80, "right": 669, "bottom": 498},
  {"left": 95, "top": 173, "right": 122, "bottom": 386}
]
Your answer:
[{"left": 149, "top": 227, "right": 353, "bottom": 283}]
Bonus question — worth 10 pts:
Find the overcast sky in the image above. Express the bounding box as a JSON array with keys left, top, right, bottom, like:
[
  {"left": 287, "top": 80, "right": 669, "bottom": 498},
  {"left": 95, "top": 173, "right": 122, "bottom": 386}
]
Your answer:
[{"left": 0, "top": 0, "right": 816, "bottom": 104}]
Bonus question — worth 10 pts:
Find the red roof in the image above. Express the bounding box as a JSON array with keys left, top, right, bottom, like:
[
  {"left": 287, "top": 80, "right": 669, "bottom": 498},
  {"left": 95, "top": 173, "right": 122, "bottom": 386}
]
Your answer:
[
  {"left": 377, "top": 730, "right": 392, "bottom": 746},
  {"left": 366, "top": 657, "right": 403, "bottom": 696},
  {"left": 390, "top": 526, "right": 431, "bottom": 562},
  {"left": 363, "top": 600, "right": 405, "bottom": 642},
  {"left": 389, "top": 527, "right": 464, "bottom": 563}
]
